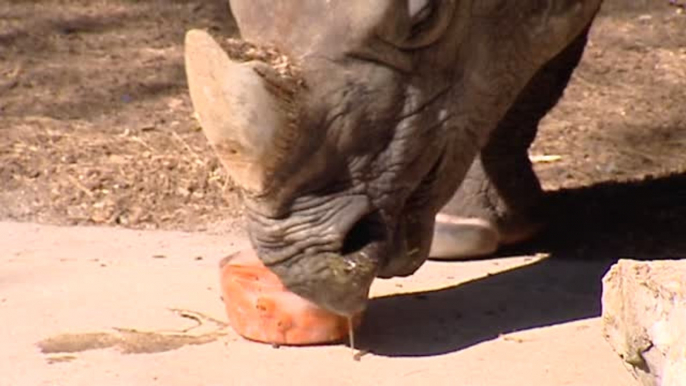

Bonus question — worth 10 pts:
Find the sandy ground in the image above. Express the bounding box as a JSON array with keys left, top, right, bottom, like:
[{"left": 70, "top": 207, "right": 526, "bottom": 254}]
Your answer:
[{"left": 1, "top": 221, "right": 636, "bottom": 386}]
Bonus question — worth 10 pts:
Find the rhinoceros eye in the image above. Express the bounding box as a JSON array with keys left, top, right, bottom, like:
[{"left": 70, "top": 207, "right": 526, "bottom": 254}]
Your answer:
[
  {"left": 402, "top": 0, "right": 455, "bottom": 49},
  {"left": 409, "top": 0, "right": 432, "bottom": 19},
  {"left": 408, "top": 0, "right": 435, "bottom": 29}
]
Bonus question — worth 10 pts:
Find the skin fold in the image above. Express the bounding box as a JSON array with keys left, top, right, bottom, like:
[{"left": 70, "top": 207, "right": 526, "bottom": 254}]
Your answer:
[{"left": 186, "top": 0, "right": 603, "bottom": 315}]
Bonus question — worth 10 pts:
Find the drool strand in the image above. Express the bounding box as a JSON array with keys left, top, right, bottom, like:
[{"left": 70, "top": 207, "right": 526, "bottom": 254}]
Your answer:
[
  {"left": 347, "top": 316, "right": 355, "bottom": 353},
  {"left": 348, "top": 316, "right": 368, "bottom": 361}
]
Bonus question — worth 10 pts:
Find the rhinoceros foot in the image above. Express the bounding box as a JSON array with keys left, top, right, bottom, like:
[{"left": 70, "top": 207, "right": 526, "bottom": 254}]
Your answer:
[{"left": 429, "top": 213, "right": 543, "bottom": 260}]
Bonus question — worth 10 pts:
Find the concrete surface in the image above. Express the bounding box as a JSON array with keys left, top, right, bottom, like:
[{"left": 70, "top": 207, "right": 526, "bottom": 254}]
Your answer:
[
  {"left": 602, "top": 259, "right": 686, "bottom": 386},
  {"left": 1, "top": 221, "right": 637, "bottom": 386}
]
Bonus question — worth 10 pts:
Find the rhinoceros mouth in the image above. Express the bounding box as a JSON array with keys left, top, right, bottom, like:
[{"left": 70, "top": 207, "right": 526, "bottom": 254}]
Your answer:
[{"left": 376, "top": 146, "right": 447, "bottom": 277}]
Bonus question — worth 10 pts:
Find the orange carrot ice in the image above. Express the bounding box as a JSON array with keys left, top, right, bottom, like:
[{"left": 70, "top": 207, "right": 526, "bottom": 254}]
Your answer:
[{"left": 219, "top": 249, "right": 362, "bottom": 346}]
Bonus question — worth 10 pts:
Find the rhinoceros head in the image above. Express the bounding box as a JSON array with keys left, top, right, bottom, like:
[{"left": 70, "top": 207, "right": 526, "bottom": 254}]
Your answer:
[{"left": 185, "top": 0, "right": 601, "bottom": 315}]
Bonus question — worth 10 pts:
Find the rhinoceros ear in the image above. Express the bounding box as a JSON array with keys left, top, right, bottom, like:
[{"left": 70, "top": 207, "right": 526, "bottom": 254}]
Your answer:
[{"left": 184, "top": 29, "right": 285, "bottom": 194}]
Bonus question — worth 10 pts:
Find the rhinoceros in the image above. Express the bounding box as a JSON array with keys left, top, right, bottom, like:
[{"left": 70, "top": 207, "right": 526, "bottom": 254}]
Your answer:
[{"left": 185, "top": 0, "right": 603, "bottom": 316}]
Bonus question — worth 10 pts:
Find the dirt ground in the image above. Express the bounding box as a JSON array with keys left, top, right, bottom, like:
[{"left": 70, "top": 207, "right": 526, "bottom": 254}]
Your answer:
[{"left": 1, "top": 0, "right": 685, "bottom": 233}]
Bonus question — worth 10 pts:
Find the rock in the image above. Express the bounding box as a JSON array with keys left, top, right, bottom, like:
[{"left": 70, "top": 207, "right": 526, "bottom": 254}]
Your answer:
[{"left": 602, "top": 259, "right": 686, "bottom": 386}]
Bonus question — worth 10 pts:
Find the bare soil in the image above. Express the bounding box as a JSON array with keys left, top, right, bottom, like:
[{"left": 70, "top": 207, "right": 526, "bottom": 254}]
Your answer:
[{"left": 1, "top": 0, "right": 685, "bottom": 234}]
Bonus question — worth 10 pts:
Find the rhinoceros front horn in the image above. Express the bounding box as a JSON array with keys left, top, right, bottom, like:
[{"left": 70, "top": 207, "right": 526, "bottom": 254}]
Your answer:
[{"left": 184, "top": 29, "right": 286, "bottom": 194}]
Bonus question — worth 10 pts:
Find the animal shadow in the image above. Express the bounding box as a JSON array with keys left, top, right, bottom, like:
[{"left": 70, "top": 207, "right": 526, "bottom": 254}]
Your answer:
[{"left": 359, "top": 172, "right": 686, "bottom": 357}]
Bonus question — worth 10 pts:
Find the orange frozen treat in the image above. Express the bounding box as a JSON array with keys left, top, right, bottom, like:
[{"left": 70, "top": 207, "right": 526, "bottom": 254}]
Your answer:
[{"left": 219, "top": 249, "right": 362, "bottom": 346}]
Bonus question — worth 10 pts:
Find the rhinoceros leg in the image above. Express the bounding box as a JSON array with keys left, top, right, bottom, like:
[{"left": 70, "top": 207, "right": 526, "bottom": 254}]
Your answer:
[{"left": 430, "top": 25, "right": 592, "bottom": 260}]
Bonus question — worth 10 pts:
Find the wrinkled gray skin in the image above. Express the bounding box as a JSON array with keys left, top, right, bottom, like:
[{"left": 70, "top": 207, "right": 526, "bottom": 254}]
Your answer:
[{"left": 186, "top": 0, "right": 603, "bottom": 316}]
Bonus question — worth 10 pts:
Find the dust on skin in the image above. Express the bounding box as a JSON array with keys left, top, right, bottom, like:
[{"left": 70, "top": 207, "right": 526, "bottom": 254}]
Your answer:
[{"left": 37, "top": 309, "right": 229, "bottom": 358}]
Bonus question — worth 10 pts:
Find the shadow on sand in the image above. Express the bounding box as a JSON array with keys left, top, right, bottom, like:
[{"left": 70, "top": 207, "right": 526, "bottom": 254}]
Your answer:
[{"left": 359, "top": 172, "right": 686, "bottom": 357}]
